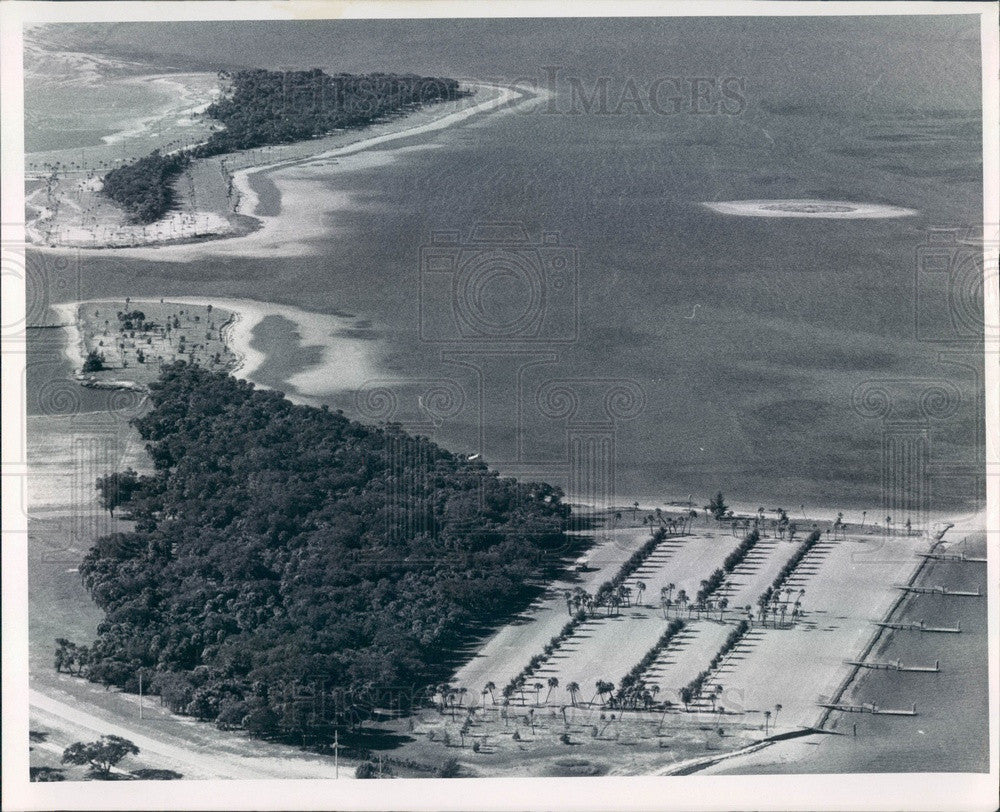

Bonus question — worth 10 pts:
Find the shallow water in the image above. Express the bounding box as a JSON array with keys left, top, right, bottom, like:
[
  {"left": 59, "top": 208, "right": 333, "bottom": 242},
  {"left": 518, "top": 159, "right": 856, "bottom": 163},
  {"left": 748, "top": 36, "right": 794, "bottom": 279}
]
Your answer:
[{"left": 24, "top": 17, "right": 986, "bottom": 514}]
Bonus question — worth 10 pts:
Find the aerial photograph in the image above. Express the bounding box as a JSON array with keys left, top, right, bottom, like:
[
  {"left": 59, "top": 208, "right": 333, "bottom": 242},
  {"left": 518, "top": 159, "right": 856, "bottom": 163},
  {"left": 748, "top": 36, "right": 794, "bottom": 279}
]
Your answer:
[{"left": 3, "top": 5, "right": 996, "bottom": 808}]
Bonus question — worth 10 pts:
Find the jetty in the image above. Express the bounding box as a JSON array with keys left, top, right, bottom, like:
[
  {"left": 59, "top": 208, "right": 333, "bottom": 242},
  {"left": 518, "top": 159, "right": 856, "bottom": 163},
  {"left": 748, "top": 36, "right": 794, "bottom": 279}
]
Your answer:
[
  {"left": 916, "top": 551, "right": 986, "bottom": 563},
  {"left": 818, "top": 702, "right": 917, "bottom": 716},
  {"left": 875, "top": 620, "right": 961, "bottom": 633},
  {"left": 845, "top": 659, "right": 940, "bottom": 673},
  {"left": 894, "top": 584, "right": 981, "bottom": 597}
]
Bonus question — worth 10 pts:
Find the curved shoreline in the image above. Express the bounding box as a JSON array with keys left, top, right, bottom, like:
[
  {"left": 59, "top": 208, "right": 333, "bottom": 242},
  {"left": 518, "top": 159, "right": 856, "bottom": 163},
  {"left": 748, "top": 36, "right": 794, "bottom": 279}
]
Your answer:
[
  {"left": 27, "top": 81, "right": 544, "bottom": 259},
  {"left": 55, "top": 296, "right": 386, "bottom": 404}
]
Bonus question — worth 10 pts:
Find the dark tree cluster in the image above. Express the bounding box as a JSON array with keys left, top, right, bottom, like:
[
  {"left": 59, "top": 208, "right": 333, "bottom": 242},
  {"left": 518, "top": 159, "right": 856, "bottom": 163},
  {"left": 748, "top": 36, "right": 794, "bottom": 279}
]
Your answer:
[
  {"left": 101, "top": 69, "right": 467, "bottom": 224},
  {"left": 194, "top": 69, "right": 468, "bottom": 155},
  {"left": 77, "top": 364, "right": 575, "bottom": 744},
  {"left": 100, "top": 150, "right": 190, "bottom": 223}
]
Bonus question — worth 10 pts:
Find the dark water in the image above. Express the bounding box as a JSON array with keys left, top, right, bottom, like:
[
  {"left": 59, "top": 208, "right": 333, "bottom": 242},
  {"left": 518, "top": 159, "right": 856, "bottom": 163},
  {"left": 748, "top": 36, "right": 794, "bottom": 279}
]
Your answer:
[{"left": 25, "top": 17, "right": 986, "bottom": 511}]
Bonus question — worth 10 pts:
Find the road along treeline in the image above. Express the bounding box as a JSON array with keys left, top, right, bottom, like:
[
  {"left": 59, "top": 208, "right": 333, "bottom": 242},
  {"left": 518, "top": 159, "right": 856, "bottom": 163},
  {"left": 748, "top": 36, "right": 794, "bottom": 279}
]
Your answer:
[
  {"left": 102, "top": 69, "right": 469, "bottom": 222},
  {"left": 79, "top": 364, "right": 579, "bottom": 744}
]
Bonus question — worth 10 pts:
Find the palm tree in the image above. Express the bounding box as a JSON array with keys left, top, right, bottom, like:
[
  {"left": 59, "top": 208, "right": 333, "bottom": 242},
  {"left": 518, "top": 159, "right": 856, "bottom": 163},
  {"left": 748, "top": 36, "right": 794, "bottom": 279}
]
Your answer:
[
  {"left": 763, "top": 709, "right": 772, "bottom": 734},
  {"left": 636, "top": 580, "right": 647, "bottom": 607},
  {"left": 677, "top": 589, "right": 689, "bottom": 618},
  {"left": 593, "top": 680, "right": 614, "bottom": 706},
  {"left": 566, "top": 682, "right": 580, "bottom": 707},
  {"left": 632, "top": 501, "right": 640, "bottom": 521},
  {"left": 773, "top": 703, "right": 782, "bottom": 729},
  {"left": 484, "top": 681, "right": 496, "bottom": 705},
  {"left": 679, "top": 686, "right": 692, "bottom": 711},
  {"left": 533, "top": 682, "right": 544, "bottom": 706},
  {"left": 718, "top": 597, "right": 729, "bottom": 621},
  {"left": 545, "top": 677, "right": 559, "bottom": 704}
]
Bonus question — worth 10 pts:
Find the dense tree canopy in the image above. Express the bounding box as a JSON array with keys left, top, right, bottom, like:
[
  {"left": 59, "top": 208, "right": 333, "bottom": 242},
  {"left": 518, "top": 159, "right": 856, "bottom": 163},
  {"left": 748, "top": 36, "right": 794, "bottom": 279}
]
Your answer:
[
  {"left": 78, "top": 364, "right": 576, "bottom": 743},
  {"left": 193, "top": 69, "right": 467, "bottom": 155},
  {"left": 100, "top": 149, "right": 190, "bottom": 223},
  {"left": 101, "top": 69, "right": 467, "bottom": 223}
]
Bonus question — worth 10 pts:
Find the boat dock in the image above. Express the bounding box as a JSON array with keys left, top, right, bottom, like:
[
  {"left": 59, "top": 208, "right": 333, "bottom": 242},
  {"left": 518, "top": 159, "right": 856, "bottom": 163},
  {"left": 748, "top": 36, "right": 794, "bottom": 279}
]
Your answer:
[
  {"left": 894, "top": 584, "right": 982, "bottom": 597},
  {"left": 875, "top": 620, "right": 961, "bottom": 633},
  {"left": 916, "top": 552, "right": 986, "bottom": 563},
  {"left": 845, "top": 659, "right": 940, "bottom": 673},
  {"left": 818, "top": 702, "right": 918, "bottom": 716}
]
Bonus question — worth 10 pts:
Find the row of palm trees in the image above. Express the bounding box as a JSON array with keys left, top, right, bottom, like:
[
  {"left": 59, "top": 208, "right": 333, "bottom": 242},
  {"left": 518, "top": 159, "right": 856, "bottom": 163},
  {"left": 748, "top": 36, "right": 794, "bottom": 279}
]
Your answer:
[
  {"left": 658, "top": 584, "right": 734, "bottom": 622},
  {"left": 756, "top": 587, "right": 807, "bottom": 627},
  {"left": 563, "top": 581, "right": 656, "bottom": 618}
]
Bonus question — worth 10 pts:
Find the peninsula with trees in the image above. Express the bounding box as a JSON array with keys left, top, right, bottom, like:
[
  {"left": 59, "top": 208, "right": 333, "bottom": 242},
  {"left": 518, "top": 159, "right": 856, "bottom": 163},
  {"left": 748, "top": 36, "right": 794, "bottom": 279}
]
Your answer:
[
  {"left": 101, "top": 69, "right": 468, "bottom": 223},
  {"left": 78, "top": 364, "right": 578, "bottom": 743}
]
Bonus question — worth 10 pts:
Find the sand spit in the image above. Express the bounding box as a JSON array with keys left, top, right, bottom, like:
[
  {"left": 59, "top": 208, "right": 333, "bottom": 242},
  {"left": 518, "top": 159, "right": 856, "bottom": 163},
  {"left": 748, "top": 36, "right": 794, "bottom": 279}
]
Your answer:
[
  {"left": 57, "top": 297, "right": 385, "bottom": 404},
  {"left": 27, "top": 81, "right": 542, "bottom": 260},
  {"left": 703, "top": 199, "right": 919, "bottom": 218}
]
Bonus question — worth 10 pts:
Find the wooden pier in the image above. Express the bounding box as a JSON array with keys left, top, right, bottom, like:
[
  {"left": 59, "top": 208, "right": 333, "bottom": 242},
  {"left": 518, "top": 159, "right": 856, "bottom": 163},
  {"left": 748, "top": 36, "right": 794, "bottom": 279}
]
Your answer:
[
  {"left": 916, "top": 551, "right": 986, "bottom": 563},
  {"left": 895, "top": 584, "right": 982, "bottom": 597},
  {"left": 818, "top": 702, "right": 917, "bottom": 716},
  {"left": 875, "top": 620, "right": 961, "bottom": 633},
  {"left": 846, "top": 659, "right": 940, "bottom": 673}
]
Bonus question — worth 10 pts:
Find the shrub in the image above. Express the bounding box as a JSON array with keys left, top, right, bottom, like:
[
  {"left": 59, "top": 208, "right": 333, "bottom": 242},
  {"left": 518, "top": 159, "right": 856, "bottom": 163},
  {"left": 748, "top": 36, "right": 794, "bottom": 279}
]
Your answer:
[
  {"left": 82, "top": 350, "right": 105, "bottom": 373},
  {"left": 355, "top": 761, "right": 378, "bottom": 779}
]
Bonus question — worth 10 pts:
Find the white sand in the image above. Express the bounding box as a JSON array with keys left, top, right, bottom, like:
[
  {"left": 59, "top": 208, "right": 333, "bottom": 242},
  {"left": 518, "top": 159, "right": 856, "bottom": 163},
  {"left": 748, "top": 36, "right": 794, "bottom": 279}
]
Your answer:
[{"left": 703, "top": 199, "right": 918, "bottom": 218}]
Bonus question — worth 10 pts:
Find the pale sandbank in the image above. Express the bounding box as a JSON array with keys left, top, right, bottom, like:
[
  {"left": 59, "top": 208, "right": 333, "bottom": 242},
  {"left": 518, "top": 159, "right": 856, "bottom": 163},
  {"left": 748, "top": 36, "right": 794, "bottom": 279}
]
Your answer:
[{"left": 703, "top": 199, "right": 919, "bottom": 218}]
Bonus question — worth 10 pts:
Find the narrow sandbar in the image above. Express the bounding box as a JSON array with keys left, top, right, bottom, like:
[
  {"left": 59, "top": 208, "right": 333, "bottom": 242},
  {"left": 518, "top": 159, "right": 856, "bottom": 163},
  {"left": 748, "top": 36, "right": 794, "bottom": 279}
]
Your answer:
[{"left": 703, "top": 199, "right": 918, "bottom": 218}]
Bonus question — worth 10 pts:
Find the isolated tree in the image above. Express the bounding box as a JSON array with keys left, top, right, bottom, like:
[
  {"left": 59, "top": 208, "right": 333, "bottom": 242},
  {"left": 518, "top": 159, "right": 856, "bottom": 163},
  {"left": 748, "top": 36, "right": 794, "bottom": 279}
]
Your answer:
[
  {"left": 676, "top": 589, "right": 690, "bottom": 618},
  {"left": 706, "top": 492, "right": 728, "bottom": 520},
  {"left": 484, "top": 681, "right": 496, "bottom": 705},
  {"left": 660, "top": 586, "right": 672, "bottom": 619},
  {"left": 95, "top": 468, "right": 140, "bottom": 518},
  {"left": 679, "top": 687, "right": 692, "bottom": 711},
  {"left": 763, "top": 709, "right": 772, "bottom": 734},
  {"left": 566, "top": 682, "right": 580, "bottom": 707},
  {"left": 61, "top": 735, "right": 139, "bottom": 778},
  {"left": 545, "top": 677, "right": 559, "bottom": 704},
  {"left": 82, "top": 349, "right": 107, "bottom": 374},
  {"left": 773, "top": 703, "right": 782, "bottom": 729},
  {"left": 635, "top": 580, "right": 647, "bottom": 607}
]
